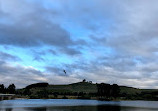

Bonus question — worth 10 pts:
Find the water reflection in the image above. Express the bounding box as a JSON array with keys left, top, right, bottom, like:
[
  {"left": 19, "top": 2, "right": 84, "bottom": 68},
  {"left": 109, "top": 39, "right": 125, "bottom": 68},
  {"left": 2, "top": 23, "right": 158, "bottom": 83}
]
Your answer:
[
  {"left": 25, "top": 107, "right": 47, "bottom": 111},
  {"left": 5, "top": 108, "right": 12, "bottom": 111},
  {"left": 24, "top": 105, "right": 121, "bottom": 111},
  {"left": 23, "top": 106, "right": 158, "bottom": 111},
  {"left": 98, "top": 105, "right": 121, "bottom": 111},
  {"left": 1, "top": 105, "right": 158, "bottom": 111},
  {"left": 1, "top": 100, "right": 158, "bottom": 111}
]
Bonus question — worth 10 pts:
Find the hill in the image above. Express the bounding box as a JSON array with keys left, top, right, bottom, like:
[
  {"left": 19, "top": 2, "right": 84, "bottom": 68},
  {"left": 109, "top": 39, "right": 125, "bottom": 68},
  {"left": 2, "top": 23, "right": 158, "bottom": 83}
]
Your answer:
[
  {"left": 17, "top": 82, "right": 158, "bottom": 100},
  {"left": 48, "top": 82, "right": 143, "bottom": 95},
  {"left": 47, "top": 82, "right": 97, "bottom": 93}
]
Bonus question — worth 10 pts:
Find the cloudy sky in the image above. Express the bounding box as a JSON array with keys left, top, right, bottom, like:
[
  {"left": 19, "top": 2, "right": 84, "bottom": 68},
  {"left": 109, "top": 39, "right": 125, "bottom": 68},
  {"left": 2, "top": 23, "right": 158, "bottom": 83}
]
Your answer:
[{"left": 0, "top": 0, "right": 158, "bottom": 88}]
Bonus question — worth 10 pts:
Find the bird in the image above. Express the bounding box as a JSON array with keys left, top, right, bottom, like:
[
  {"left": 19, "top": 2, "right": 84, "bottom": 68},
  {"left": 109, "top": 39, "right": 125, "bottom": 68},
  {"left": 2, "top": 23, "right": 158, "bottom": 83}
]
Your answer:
[{"left": 63, "top": 70, "right": 66, "bottom": 74}]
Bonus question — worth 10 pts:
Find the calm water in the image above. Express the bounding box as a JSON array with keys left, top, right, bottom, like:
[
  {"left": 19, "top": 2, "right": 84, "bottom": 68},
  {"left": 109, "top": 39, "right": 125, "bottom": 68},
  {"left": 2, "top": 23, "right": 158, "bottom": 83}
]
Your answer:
[{"left": 0, "top": 99, "right": 158, "bottom": 111}]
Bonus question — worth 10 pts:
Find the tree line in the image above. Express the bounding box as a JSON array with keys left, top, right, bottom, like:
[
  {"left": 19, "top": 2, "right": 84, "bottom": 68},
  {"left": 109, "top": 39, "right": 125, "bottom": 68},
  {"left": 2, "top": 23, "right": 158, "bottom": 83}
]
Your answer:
[
  {"left": 97, "top": 83, "right": 120, "bottom": 100},
  {"left": 0, "top": 82, "right": 120, "bottom": 100},
  {"left": 0, "top": 84, "right": 16, "bottom": 94}
]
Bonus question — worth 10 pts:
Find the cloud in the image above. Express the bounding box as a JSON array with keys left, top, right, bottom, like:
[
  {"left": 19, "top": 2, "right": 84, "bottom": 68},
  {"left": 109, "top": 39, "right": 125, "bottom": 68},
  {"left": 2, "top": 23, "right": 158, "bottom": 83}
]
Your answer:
[
  {"left": 0, "top": 59, "right": 80, "bottom": 88},
  {"left": 0, "top": 51, "right": 21, "bottom": 61},
  {"left": 94, "top": 0, "right": 158, "bottom": 57},
  {"left": 1, "top": 0, "right": 158, "bottom": 88},
  {"left": 45, "top": 54, "right": 158, "bottom": 89},
  {"left": 0, "top": 15, "right": 72, "bottom": 47},
  {"left": 0, "top": 60, "right": 46, "bottom": 87},
  {"left": 46, "top": 66, "right": 66, "bottom": 76},
  {"left": 0, "top": 0, "right": 84, "bottom": 57}
]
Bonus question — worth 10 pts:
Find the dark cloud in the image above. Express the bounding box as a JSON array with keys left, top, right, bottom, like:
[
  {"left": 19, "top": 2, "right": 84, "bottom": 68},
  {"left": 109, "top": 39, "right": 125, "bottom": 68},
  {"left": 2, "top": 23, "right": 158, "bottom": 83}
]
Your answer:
[
  {"left": 0, "top": 17, "right": 72, "bottom": 47},
  {"left": 31, "top": 50, "right": 46, "bottom": 62},
  {"left": 0, "top": 51, "right": 21, "bottom": 61},
  {"left": 0, "top": 0, "right": 84, "bottom": 56},
  {"left": 47, "top": 47, "right": 82, "bottom": 56},
  {"left": 48, "top": 49, "right": 57, "bottom": 55},
  {"left": 59, "top": 47, "right": 81, "bottom": 56},
  {"left": 33, "top": 56, "right": 45, "bottom": 62}
]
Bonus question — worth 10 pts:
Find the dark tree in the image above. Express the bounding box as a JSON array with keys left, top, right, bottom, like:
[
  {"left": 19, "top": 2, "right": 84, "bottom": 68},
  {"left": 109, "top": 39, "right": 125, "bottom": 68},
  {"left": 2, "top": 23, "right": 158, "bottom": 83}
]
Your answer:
[
  {"left": 104, "top": 83, "right": 111, "bottom": 98},
  {"left": 23, "top": 89, "right": 31, "bottom": 95},
  {"left": 53, "top": 92, "right": 59, "bottom": 98},
  {"left": 111, "top": 84, "right": 120, "bottom": 98},
  {"left": 37, "top": 88, "right": 48, "bottom": 99},
  {"left": 0, "top": 84, "right": 5, "bottom": 93},
  {"left": 97, "top": 83, "right": 111, "bottom": 98},
  {"left": 8, "top": 84, "right": 16, "bottom": 94},
  {"left": 97, "top": 83, "right": 120, "bottom": 100},
  {"left": 82, "top": 79, "right": 86, "bottom": 82}
]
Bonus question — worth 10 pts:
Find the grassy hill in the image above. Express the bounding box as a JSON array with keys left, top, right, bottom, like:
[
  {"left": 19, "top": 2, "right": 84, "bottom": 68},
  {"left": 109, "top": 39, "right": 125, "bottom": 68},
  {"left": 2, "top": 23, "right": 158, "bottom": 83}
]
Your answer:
[
  {"left": 47, "top": 82, "right": 97, "bottom": 93},
  {"left": 48, "top": 82, "right": 142, "bottom": 95},
  {"left": 17, "top": 82, "right": 158, "bottom": 100}
]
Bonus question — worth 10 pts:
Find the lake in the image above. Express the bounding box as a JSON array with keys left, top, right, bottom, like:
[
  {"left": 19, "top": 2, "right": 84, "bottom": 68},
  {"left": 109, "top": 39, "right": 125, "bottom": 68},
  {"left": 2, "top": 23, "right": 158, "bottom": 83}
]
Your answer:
[{"left": 0, "top": 99, "right": 158, "bottom": 111}]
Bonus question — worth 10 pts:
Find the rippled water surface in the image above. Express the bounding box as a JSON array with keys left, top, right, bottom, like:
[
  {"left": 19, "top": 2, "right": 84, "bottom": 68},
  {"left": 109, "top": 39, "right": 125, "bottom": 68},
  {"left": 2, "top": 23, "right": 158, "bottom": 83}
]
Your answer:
[{"left": 0, "top": 99, "right": 158, "bottom": 111}]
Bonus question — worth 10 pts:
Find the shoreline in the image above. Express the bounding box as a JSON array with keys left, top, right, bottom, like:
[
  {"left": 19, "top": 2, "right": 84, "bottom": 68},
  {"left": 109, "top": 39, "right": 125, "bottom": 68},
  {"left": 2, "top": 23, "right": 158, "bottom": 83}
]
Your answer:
[{"left": 13, "top": 97, "right": 158, "bottom": 102}]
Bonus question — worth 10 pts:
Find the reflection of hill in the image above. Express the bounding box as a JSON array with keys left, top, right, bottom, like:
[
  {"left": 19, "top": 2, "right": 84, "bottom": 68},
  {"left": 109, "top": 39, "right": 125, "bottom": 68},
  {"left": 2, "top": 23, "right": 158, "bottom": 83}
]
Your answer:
[
  {"left": 25, "top": 107, "right": 47, "bottom": 111},
  {"left": 40, "top": 106, "right": 120, "bottom": 111}
]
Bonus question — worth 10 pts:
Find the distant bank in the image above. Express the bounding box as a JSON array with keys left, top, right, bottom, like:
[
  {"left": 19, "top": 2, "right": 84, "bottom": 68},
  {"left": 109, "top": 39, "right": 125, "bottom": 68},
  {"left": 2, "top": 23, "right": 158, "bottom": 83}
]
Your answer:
[{"left": 13, "top": 80, "right": 158, "bottom": 101}]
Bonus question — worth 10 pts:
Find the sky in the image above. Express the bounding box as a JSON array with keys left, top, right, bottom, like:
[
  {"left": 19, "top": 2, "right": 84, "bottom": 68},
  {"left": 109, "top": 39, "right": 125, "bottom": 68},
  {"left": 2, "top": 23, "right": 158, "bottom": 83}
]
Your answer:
[{"left": 0, "top": 0, "right": 158, "bottom": 88}]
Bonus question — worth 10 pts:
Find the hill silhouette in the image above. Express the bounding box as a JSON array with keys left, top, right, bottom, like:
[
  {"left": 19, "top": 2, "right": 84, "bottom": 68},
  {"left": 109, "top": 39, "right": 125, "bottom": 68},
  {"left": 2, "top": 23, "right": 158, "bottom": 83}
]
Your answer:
[{"left": 15, "top": 81, "right": 158, "bottom": 100}]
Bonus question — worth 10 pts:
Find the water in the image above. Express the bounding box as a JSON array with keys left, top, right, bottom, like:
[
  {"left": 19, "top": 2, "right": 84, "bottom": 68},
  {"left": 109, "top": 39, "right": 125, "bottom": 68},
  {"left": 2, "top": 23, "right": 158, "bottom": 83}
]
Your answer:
[{"left": 0, "top": 99, "right": 158, "bottom": 111}]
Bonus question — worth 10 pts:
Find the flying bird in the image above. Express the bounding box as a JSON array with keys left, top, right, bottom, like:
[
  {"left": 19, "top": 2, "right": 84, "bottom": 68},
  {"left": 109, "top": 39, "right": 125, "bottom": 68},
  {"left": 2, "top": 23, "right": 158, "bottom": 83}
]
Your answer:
[{"left": 63, "top": 70, "right": 66, "bottom": 74}]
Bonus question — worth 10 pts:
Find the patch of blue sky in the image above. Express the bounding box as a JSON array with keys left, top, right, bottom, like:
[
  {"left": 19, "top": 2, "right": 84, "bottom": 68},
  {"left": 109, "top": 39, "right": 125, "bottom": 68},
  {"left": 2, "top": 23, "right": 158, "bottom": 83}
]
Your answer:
[
  {"left": 0, "top": 45, "right": 46, "bottom": 70},
  {"left": 28, "top": 47, "right": 75, "bottom": 71},
  {"left": 63, "top": 23, "right": 90, "bottom": 41},
  {"left": 80, "top": 46, "right": 113, "bottom": 63},
  {"left": 60, "top": 19, "right": 115, "bottom": 45},
  {"left": 47, "top": 52, "right": 78, "bottom": 66},
  {"left": 133, "top": 56, "right": 147, "bottom": 65},
  {"left": 29, "top": 46, "right": 77, "bottom": 69},
  {"left": 42, "top": 0, "right": 60, "bottom": 10},
  {"left": 93, "top": 45, "right": 114, "bottom": 55},
  {"left": 0, "top": 17, "right": 14, "bottom": 25}
]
